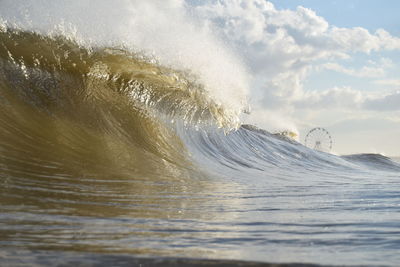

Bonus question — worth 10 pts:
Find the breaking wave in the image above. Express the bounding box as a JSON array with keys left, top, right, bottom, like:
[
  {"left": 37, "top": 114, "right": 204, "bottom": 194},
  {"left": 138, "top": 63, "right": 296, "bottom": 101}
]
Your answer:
[{"left": 1, "top": 7, "right": 400, "bottom": 267}]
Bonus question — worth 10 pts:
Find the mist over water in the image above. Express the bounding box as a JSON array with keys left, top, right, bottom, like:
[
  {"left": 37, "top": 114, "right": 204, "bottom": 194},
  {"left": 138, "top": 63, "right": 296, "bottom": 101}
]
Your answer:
[{"left": 1, "top": 2, "right": 400, "bottom": 266}]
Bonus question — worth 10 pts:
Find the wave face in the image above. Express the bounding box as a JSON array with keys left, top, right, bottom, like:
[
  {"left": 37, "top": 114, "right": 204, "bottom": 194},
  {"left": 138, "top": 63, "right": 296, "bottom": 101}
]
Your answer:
[{"left": 1, "top": 27, "right": 400, "bottom": 266}]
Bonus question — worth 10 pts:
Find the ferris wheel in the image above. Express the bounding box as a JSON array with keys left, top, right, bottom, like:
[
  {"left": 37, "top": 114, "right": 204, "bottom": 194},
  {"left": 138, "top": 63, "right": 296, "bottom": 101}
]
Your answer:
[{"left": 304, "top": 127, "right": 333, "bottom": 152}]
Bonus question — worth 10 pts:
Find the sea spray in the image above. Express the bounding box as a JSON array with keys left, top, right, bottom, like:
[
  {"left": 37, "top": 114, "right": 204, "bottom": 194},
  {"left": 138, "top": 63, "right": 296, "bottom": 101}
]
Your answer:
[{"left": 0, "top": 0, "right": 250, "bottom": 126}]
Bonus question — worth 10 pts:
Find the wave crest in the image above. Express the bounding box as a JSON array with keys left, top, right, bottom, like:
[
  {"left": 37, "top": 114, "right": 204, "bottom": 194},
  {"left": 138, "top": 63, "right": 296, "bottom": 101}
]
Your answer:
[{"left": 2, "top": 28, "right": 243, "bottom": 128}]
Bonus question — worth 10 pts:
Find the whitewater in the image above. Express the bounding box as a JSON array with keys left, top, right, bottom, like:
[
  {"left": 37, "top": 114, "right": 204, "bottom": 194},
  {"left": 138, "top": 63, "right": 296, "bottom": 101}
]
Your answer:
[{"left": 1, "top": 1, "right": 400, "bottom": 266}]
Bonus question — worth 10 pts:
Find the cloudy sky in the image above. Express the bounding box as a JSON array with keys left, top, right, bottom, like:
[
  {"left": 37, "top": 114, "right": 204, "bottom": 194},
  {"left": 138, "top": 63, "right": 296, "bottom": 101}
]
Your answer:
[{"left": 188, "top": 0, "right": 400, "bottom": 156}]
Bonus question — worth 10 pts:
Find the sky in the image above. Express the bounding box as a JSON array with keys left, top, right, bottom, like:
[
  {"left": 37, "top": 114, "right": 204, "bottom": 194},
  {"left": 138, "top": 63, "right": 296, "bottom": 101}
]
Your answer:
[{"left": 188, "top": 0, "right": 400, "bottom": 156}]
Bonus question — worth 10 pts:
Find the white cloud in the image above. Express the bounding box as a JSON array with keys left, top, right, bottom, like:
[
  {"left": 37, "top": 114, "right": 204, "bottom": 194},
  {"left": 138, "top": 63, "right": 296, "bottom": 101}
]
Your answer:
[
  {"left": 190, "top": 0, "right": 400, "bottom": 113},
  {"left": 363, "top": 92, "right": 400, "bottom": 111},
  {"left": 376, "top": 29, "right": 400, "bottom": 50},
  {"left": 193, "top": 1, "right": 400, "bottom": 68},
  {"left": 320, "top": 62, "right": 385, "bottom": 78},
  {"left": 374, "top": 79, "right": 400, "bottom": 87},
  {"left": 294, "top": 86, "right": 364, "bottom": 110},
  {"left": 295, "top": 86, "right": 400, "bottom": 112}
]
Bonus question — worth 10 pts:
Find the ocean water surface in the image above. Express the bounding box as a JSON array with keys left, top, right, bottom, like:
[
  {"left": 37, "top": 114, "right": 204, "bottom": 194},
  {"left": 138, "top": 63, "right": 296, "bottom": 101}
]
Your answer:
[{"left": 0, "top": 4, "right": 400, "bottom": 266}]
